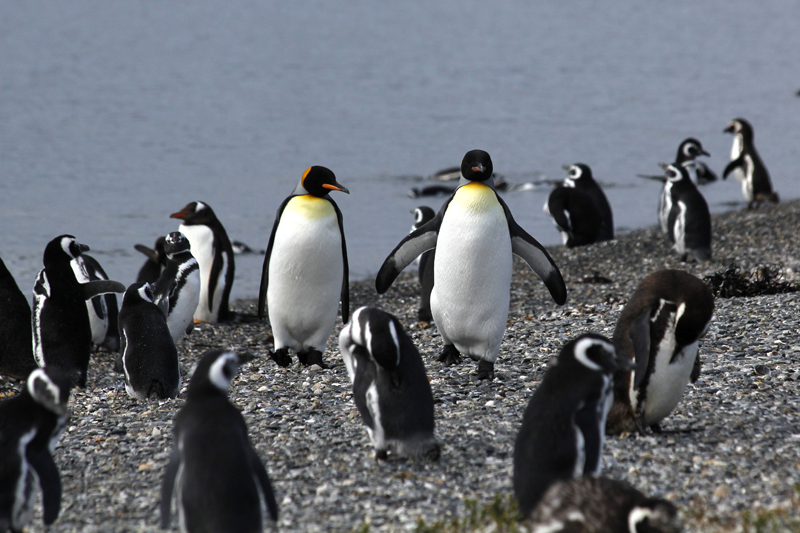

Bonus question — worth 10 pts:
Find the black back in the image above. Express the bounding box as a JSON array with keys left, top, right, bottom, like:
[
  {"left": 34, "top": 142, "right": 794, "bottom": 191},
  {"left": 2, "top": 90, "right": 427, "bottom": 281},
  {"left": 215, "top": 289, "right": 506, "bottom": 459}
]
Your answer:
[
  {"left": 564, "top": 163, "right": 614, "bottom": 241},
  {"left": 0, "top": 256, "right": 36, "bottom": 379},
  {"left": 666, "top": 164, "right": 712, "bottom": 260}
]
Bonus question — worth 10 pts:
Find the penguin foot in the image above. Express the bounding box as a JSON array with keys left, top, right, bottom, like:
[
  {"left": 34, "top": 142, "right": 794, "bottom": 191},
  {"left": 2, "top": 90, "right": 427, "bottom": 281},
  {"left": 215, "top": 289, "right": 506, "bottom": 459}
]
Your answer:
[
  {"left": 299, "top": 349, "right": 330, "bottom": 369},
  {"left": 649, "top": 422, "right": 664, "bottom": 434},
  {"left": 437, "top": 344, "right": 461, "bottom": 365},
  {"left": 269, "top": 348, "right": 293, "bottom": 368},
  {"left": 417, "top": 307, "right": 433, "bottom": 323},
  {"left": 375, "top": 449, "right": 389, "bottom": 461},
  {"left": 475, "top": 360, "right": 495, "bottom": 381}
]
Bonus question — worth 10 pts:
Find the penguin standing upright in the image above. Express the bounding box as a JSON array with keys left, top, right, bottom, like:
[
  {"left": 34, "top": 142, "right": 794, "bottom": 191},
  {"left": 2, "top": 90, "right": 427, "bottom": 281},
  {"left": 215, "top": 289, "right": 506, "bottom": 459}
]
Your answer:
[
  {"left": 377, "top": 150, "right": 566, "bottom": 380},
  {"left": 152, "top": 232, "right": 201, "bottom": 344},
  {"left": 72, "top": 253, "right": 121, "bottom": 351},
  {"left": 134, "top": 236, "right": 167, "bottom": 283},
  {"left": 544, "top": 163, "right": 613, "bottom": 247},
  {"left": 118, "top": 282, "right": 181, "bottom": 400},
  {"left": 513, "top": 334, "right": 628, "bottom": 518},
  {"left": 661, "top": 162, "right": 712, "bottom": 262},
  {"left": 723, "top": 118, "right": 778, "bottom": 208},
  {"left": 411, "top": 206, "right": 436, "bottom": 322},
  {"left": 258, "top": 166, "right": 350, "bottom": 369},
  {"left": 0, "top": 256, "right": 36, "bottom": 379},
  {"left": 0, "top": 366, "right": 72, "bottom": 532},
  {"left": 32, "top": 235, "right": 126, "bottom": 387},
  {"left": 161, "top": 349, "right": 278, "bottom": 532},
  {"left": 607, "top": 269, "right": 714, "bottom": 435},
  {"left": 170, "top": 201, "right": 235, "bottom": 323},
  {"left": 338, "top": 307, "right": 440, "bottom": 460}
]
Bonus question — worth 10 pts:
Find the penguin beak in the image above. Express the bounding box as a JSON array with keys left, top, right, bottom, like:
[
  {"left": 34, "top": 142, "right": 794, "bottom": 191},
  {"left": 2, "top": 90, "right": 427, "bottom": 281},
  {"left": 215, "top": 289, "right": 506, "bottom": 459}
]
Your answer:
[
  {"left": 471, "top": 164, "right": 485, "bottom": 174},
  {"left": 561, "top": 164, "right": 572, "bottom": 172},
  {"left": 170, "top": 211, "right": 187, "bottom": 219},
  {"left": 657, "top": 162, "right": 670, "bottom": 172},
  {"left": 78, "top": 244, "right": 90, "bottom": 253},
  {"left": 723, "top": 123, "right": 735, "bottom": 134},
  {"left": 322, "top": 182, "right": 350, "bottom": 194},
  {"left": 699, "top": 148, "right": 710, "bottom": 157}
]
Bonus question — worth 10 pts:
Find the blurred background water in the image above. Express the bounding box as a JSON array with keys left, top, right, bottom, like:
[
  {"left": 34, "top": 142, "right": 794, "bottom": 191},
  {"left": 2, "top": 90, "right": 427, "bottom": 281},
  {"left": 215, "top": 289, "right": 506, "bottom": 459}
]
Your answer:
[{"left": 2, "top": 1, "right": 799, "bottom": 301}]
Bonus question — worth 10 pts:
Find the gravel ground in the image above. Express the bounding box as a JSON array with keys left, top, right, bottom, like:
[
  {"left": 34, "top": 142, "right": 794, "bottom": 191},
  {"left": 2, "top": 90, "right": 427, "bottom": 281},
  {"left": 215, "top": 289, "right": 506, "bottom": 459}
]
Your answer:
[{"left": 3, "top": 200, "right": 800, "bottom": 532}]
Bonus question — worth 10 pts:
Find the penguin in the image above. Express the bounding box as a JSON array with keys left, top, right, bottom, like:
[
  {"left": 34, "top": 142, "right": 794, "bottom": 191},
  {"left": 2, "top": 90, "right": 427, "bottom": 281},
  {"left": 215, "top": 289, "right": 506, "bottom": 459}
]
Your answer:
[
  {"left": 134, "top": 236, "right": 167, "bottom": 283},
  {"left": 544, "top": 163, "right": 614, "bottom": 247},
  {"left": 170, "top": 201, "right": 235, "bottom": 323},
  {"left": 32, "top": 235, "right": 126, "bottom": 387},
  {"left": 118, "top": 282, "right": 181, "bottom": 400},
  {"left": 607, "top": 269, "right": 714, "bottom": 435},
  {"left": 527, "top": 477, "right": 681, "bottom": 533},
  {"left": 152, "top": 232, "right": 201, "bottom": 344},
  {"left": 408, "top": 184, "right": 456, "bottom": 198},
  {"left": 411, "top": 206, "right": 436, "bottom": 322},
  {"left": 377, "top": 150, "right": 566, "bottom": 380},
  {"left": 0, "top": 256, "right": 36, "bottom": 379},
  {"left": 661, "top": 162, "right": 712, "bottom": 262},
  {"left": 338, "top": 307, "right": 440, "bottom": 460},
  {"left": 258, "top": 166, "right": 350, "bottom": 369},
  {"left": 723, "top": 118, "right": 778, "bottom": 208},
  {"left": 72, "top": 253, "right": 121, "bottom": 351},
  {"left": 513, "top": 334, "right": 630, "bottom": 519},
  {"left": 0, "top": 366, "right": 72, "bottom": 532},
  {"left": 161, "top": 349, "right": 278, "bottom": 532}
]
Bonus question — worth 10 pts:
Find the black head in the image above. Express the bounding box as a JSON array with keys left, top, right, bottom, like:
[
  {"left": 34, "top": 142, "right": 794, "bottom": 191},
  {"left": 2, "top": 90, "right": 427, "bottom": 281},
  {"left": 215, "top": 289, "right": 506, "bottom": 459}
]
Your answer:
[
  {"left": 187, "top": 349, "right": 254, "bottom": 397},
  {"left": 724, "top": 118, "right": 753, "bottom": 141},
  {"left": 163, "top": 231, "right": 191, "bottom": 257},
  {"left": 676, "top": 138, "right": 709, "bottom": 163},
  {"left": 658, "top": 162, "right": 690, "bottom": 184},
  {"left": 460, "top": 150, "right": 494, "bottom": 182},
  {"left": 562, "top": 163, "right": 593, "bottom": 187},
  {"left": 27, "top": 366, "right": 72, "bottom": 418},
  {"left": 122, "top": 281, "right": 156, "bottom": 306},
  {"left": 170, "top": 201, "right": 219, "bottom": 226},
  {"left": 411, "top": 206, "right": 436, "bottom": 229},
  {"left": 558, "top": 333, "right": 630, "bottom": 375},
  {"left": 298, "top": 166, "right": 350, "bottom": 197},
  {"left": 43, "top": 235, "right": 89, "bottom": 265}
]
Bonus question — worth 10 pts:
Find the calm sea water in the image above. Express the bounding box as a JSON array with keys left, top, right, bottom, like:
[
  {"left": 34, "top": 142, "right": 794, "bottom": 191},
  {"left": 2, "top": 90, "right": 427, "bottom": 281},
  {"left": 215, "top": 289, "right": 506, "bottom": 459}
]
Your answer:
[{"left": 2, "top": 1, "right": 799, "bottom": 301}]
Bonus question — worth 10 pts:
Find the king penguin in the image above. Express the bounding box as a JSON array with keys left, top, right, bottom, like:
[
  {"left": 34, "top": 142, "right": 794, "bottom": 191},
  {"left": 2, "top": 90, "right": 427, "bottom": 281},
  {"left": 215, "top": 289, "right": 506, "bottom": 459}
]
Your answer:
[
  {"left": 258, "top": 165, "right": 350, "bottom": 369},
  {"left": 377, "top": 150, "right": 566, "bottom": 380},
  {"left": 723, "top": 118, "right": 778, "bottom": 208},
  {"left": 513, "top": 334, "right": 629, "bottom": 518},
  {"left": 411, "top": 206, "right": 436, "bottom": 322},
  {"left": 661, "top": 162, "right": 712, "bottom": 262},
  {"left": 32, "top": 235, "right": 126, "bottom": 387},
  {"left": 0, "top": 366, "right": 72, "bottom": 532},
  {"left": 607, "top": 269, "right": 714, "bottom": 435},
  {"left": 544, "top": 163, "right": 614, "bottom": 247},
  {"left": 161, "top": 349, "right": 278, "bottom": 532},
  {"left": 152, "top": 232, "right": 201, "bottom": 344},
  {"left": 72, "top": 253, "right": 121, "bottom": 351},
  {"left": 0, "top": 256, "right": 36, "bottom": 379},
  {"left": 339, "top": 306, "right": 440, "bottom": 460},
  {"left": 170, "top": 201, "right": 235, "bottom": 323},
  {"left": 118, "top": 282, "right": 181, "bottom": 400}
]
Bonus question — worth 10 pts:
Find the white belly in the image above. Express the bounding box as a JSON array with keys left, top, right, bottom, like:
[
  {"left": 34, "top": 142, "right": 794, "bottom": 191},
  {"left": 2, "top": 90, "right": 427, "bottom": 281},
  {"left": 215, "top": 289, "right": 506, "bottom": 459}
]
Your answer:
[
  {"left": 643, "top": 340, "right": 698, "bottom": 425},
  {"left": 268, "top": 196, "right": 343, "bottom": 352},
  {"left": 431, "top": 183, "right": 512, "bottom": 362},
  {"left": 167, "top": 266, "right": 201, "bottom": 343},
  {"left": 730, "top": 135, "right": 747, "bottom": 187},
  {"left": 180, "top": 224, "right": 225, "bottom": 323}
]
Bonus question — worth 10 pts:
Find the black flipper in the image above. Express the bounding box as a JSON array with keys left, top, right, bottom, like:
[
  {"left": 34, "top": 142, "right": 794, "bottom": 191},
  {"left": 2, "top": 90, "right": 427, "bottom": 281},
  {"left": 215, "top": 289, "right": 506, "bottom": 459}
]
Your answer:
[
  {"left": 629, "top": 309, "right": 653, "bottom": 389},
  {"left": 332, "top": 199, "right": 350, "bottom": 320},
  {"left": 81, "top": 280, "right": 126, "bottom": 300},
  {"left": 574, "top": 395, "right": 603, "bottom": 475},
  {"left": 160, "top": 449, "right": 180, "bottom": 529},
  {"left": 134, "top": 244, "right": 160, "bottom": 262},
  {"left": 28, "top": 449, "right": 61, "bottom": 524},
  {"left": 258, "top": 196, "right": 292, "bottom": 319},
  {"left": 249, "top": 448, "right": 279, "bottom": 522},
  {"left": 636, "top": 174, "right": 668, "bottom": 183},
  {"left": 722, "top": 154, "right": 745, "bottom": 180},
  {"left": 545, "top": 187, "right": 573, "bottom": 235}
]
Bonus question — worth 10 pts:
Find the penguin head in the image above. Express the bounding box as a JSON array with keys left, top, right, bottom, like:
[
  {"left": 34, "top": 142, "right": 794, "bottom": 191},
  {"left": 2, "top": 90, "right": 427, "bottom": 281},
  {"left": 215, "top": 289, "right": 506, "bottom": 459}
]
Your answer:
[
  {"left": 44, "top": 235, "right": 89, "bottom": 264},
  {"left": 170, "top": 201, "right": 219, "bottom": 226},
  {"left": 163, "top": 231, "right": 191, "bottom": 258},
  {"left": 297, "top": 166, "right": 350, "bottom": 197},
  {"left": 122, "top": 281, "right": 156, "bottom": 306},
  {"left": 677, "top": 138, "right": 709, "bottom": 163},
  {"left": 565, "top": 333, "right": 629, "bottom": 375},
  {"left": 460, "top": 150, "right": 494, "bottom": 183},
  {"left": 188, "top": 349, "right": 255, "bottom": 397},
  {"left": 27, "top": 366, "right": 72, "bottom": 418},
  {"left": 628, "top": 499, "right": 681, "bottom": 533},
  {"left": 411, "top": 206, "right": 436, "bottom": 230},
  {"left": 724, "top": 118, "right": 753, "bottom": 141},
  {"left": 658, "top": 162, "right": 690, "bottom": 184},
  {"left": 561, "top": 163, "right": 593, "bottom": 188}
]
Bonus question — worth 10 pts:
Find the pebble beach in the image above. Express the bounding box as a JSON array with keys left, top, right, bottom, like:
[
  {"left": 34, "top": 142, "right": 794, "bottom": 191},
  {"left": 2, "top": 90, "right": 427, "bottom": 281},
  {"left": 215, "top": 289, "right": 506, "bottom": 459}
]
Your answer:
[{"left": 3, "top": 200, "right": 800, "bottom": 532}]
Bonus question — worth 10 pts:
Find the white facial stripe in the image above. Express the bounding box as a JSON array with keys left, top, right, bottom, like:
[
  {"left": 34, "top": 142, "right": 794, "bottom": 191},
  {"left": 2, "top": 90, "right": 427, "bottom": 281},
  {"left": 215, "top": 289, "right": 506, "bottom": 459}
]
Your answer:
[
  {"left": 28, "top": 369, "right": 63, "bottom": 412},
  {"left": 628, "top": 507, "right": 659, "bottom": 533},
  {"left": 209, "top": 352, "right": 238, "bottom": 390},
  {"left": 350, "top": 307, "right": 365, "bottom": 345},
  {"left": 195, "top": 201, "right": 207, "bottom": 211},
  {"left": 388, "top": 320, "right": 401, "bottom": 366},
  {"left": 177, "top": 258, "right": 198, "bottom": 278},
  {"left": 137, "top": 283, "right": 153, "bottom": 302},
  {"left": 61, "top": 236, "right": 75, "bottom": 257},
  {"left": 572, "top": 337, "right": 613, "bottom": 371}
]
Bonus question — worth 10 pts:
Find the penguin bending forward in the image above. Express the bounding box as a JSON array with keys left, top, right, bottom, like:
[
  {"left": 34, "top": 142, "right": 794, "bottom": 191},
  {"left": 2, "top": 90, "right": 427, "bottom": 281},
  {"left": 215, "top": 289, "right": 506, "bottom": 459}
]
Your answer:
[
  {"left": 607, "top": 269, "right": 713, "bottom": 435},
  {"left": 513, "top": 334, "right": 630, "bottom": 518},
  {"left": 377, "top": 150, "right": 566, "bottom": 380},
  {"left": 32, "top": 235, "right": 126, "bottom": 387},
  {"left": 161, "top": 350, "right": 278, "bottom": 532},
  {"left": 258, "top": 166, "right": 350, "bottom": 369},
  {"left": 339, "top": 307, "right": 440, "bottom": 460},
  {"left": 0, "top": 367, "right": 72, "bottom": 531},
  {"left": 170, "top": 201, "right": 235, "bottom": 323},
  {"left": 723, "top": 118, "right": 778, "bottom": 208},
  {"left": 544, "top": 163, "right": 613, "bottom": 247},
  {"left": 152, "top": 232, "right": 201, "bottom": 344}
]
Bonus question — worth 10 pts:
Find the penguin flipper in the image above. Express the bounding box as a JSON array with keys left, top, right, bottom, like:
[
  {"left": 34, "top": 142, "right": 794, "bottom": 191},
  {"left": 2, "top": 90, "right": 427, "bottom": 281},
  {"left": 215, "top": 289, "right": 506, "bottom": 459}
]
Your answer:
[
  {"left": 722, "top": 154, "right": 745, "bottom": 180},
  {"left": 695, "top": 161, "right": 718, "bottom": 185},
  {"left": 258, "top": 197, "right": 292, "bottom": 320},
  {"left": 332, "top": 200, "right": 350, "bottom": 320},
  {"left": 249, "top": 448, "right": 279, "bottom": 522},
  {"left": 81, "top": 280, "right": 126, "bottom": 300},
  {"left": 574, "top": 396, "right": 603, "bottom": 476},
  {"left": 545, "top": 187, "right": 573, "bottom": 235},
  {"left": 636, "top": 173, "right": 668, "bottom": 183},
  {"left": 629, "top": 310, "right": 652, "bottom": 389},
  {"left": 134, "top": 244, "right": 160, "bottom": 262},
  {"left": 376, "top": 222, "right": 440, "bottom": 294},
  {"left": 28, "top": 449, "right": 61, "bottom": 524},
  {"left": 160, "top": 449, "right": 180, "bottom": 529}
]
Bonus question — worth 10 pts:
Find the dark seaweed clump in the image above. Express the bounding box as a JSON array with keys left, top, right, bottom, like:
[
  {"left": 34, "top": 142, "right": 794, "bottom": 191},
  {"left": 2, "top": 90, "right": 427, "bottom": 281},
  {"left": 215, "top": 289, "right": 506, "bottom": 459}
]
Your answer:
[{"left": 703, "top": 263, "right": 800, "bottom": 298}]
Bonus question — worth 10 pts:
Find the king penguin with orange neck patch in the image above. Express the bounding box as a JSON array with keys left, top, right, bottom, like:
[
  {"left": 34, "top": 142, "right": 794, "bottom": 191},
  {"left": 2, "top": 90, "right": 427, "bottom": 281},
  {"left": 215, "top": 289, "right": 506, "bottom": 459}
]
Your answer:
[
  {"left": 258, "top": 166, "right": 350, "bottom": 369},
  {"left": 377, "top": 150, "right": 567, "bottom": 380}
]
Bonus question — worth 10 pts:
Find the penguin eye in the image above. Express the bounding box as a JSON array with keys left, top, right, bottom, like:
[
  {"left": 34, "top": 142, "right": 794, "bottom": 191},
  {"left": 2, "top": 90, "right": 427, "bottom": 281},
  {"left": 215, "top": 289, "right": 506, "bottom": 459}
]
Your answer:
[
  {"left": 570, "top": 169, "right": 580, "bottom": 178},
  {"left": 668, "top": 170, "right": 677, "bottom": 179}
]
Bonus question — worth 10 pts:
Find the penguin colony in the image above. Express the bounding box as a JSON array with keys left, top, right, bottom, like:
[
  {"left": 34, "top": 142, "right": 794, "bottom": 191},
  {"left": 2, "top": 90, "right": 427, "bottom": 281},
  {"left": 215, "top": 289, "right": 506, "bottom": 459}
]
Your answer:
[{"left": 0, "top": 125, "right": 784, "bottom": 530}]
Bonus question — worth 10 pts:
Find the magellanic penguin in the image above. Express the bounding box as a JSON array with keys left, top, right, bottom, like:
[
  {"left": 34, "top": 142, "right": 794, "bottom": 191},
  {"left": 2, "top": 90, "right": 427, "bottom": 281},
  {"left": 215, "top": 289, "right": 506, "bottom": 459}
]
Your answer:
[
  {"left": 118, "top": 282, "right": 181, "bottom": 400},
  {"left": 660, "top": 162, "right": 712, "bottom": 262},
  {"left": 72, "top": 253, "right": 121, "bottom": 352},
  {"left": 513, "top": 334, "right": 631, "bottom": 518},
  {"left": 411, "top": 206, "right": 436, "bottom": 323},
  {"left": 152, "top": 232, "right": 201, "bottom": 344},
  {"left": 134, "top": 236, "right": 167, "bottom": 283},
  {"left": 607, "top": 269, "right": 714, "bottom": 435},
  {"left": 161, "top": 349, "right": 278, "bottom": 532},
  {"left": 723, "top": 118, "right": 778, "bottom": 209},
  {"left": 338, "top": 307, "right": 440, "bottom": 461},
  {"left": 0, "top": 366, "right": 72, "bottom": 532},
  {"left": 32, "top": 235, "right": 126, "bottom": 387},
  {"left": 0, "top": 256, "right": 36, "bottom": 379},
  {"left": 527, "top": 476, "right": 681, "bottom": 533},
  {"left": 377, "top": 150, "right": 566, "bottom": 380},
  {"left": 258, "top": 166, "right": 350, "bottom": 369},
  {"left": 544, "top": 163, "right": 614, "bottom": 247},
  {"left": 170, "top": 201, "right": 235, "bottom": 323}
]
